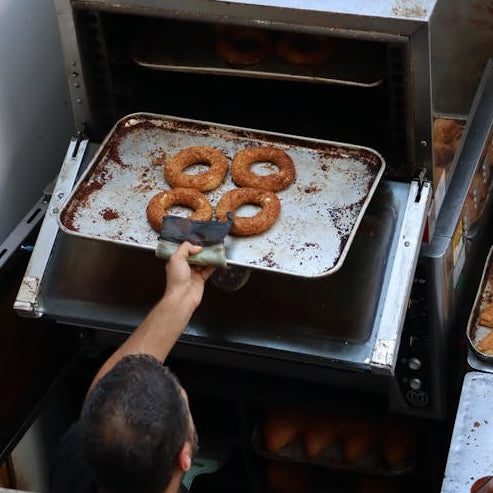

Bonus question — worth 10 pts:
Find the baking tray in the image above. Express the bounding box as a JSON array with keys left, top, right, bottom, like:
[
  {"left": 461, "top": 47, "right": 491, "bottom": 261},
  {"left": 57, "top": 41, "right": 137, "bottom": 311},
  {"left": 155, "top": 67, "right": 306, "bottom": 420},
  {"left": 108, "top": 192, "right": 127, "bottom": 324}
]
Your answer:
[
  {"left": 467, "top": 246, "right": 493, "bottom": 361},
  {"left": 441, "top": 372, "right": 493, "bottom": 492},
  {"left": 132, "top": 22, "right": 386, "bottom": 88},
  {"left": 252, "top": 425, "right": 417, "bottom": 477},
  {"left": 58, "top": 113, "right": 385, "bottom": 278}
]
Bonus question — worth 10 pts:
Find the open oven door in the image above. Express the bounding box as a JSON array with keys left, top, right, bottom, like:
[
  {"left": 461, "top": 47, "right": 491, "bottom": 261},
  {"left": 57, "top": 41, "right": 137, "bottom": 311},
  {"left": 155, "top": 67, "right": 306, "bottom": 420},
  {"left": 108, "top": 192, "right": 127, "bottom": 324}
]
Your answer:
[{"left": 13, "top": 119, "right": 431, "bottom": 384}]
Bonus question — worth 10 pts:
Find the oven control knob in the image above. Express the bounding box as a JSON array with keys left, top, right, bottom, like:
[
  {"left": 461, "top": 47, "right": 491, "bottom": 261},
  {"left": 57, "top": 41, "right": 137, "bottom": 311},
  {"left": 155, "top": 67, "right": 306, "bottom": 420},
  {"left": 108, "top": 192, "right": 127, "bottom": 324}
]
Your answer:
[
  {"left": 409, "top": 378, "right": 422, "bottom": 390},
  {"left": 408, "top": 358, "right": 422, "bottom": 370}
]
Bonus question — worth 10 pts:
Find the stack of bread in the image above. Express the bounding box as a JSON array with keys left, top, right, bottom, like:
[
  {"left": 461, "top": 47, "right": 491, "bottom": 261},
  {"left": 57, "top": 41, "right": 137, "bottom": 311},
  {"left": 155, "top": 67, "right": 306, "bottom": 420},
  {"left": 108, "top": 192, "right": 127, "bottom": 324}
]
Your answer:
[{"left": 262, "top": 407, "right": 418, "bottom": 470}]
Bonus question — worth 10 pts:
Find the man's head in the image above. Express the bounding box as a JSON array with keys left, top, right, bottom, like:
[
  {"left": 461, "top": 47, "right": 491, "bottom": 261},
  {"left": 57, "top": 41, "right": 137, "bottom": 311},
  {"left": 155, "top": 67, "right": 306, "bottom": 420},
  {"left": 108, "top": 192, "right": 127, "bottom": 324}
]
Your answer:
[{"left": 81, "top": 354, "right": 197, "bottom": 493}]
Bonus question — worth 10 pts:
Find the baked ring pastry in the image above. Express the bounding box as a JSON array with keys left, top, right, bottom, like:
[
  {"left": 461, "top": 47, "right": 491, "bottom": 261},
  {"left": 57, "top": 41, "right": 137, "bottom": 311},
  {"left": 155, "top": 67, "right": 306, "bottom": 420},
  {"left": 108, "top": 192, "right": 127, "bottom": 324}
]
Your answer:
[
  {"left": 477, "top": 330, "right": 493, "bottom": 355},
  {"left": 432, "top": 118, "right": 463, "bottom": 167},
  {"left": 231, "top": 147, "right": 295, "bottom": 192},
  {"left": 215, "top": 187, "right": 281, "bottom": 236},
  {"left": 146, "top": 188, "right": 213, "bottom": 233},
  {"left": 302, "top": 413, "right": 340, "bottom": 460},
  {"left": 263, "top": 408, "right": 304, "bottom": 453},
  {"left": 480, "top": 303, "right": 493, "bottom": 328},
  {"left": 276, "top": 32, "right": 334, "bottom": 65},
  {"left": 215, "top": 26, "right": 273, "bottom": 66},
  {"left": 164, "top": 146, "right": 228, "bottom": 192}
]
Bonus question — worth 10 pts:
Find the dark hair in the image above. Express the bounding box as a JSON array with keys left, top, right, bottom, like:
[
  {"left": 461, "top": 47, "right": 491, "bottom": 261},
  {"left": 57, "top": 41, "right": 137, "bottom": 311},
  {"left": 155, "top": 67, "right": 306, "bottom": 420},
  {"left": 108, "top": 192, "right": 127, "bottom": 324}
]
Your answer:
[{"left": 80, "top": 354, "right": 190, "bottom": 493}]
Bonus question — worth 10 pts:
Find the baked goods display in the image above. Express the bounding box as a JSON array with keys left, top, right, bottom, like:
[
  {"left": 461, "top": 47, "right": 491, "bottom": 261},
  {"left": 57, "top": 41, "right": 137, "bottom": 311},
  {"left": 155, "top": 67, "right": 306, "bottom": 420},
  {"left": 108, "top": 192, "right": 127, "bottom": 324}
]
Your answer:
[
  {"left": 164, "top": 145, "right": 229, "bottom": 192},
  {"left": 147, "top": 144, "right": 295, "bottom": 237},
  {"left": 258, "top": 408, "right": 418, "bottom": 475},
  {"left": 146, "top": 188, "right": 213, "bottom": 232}
]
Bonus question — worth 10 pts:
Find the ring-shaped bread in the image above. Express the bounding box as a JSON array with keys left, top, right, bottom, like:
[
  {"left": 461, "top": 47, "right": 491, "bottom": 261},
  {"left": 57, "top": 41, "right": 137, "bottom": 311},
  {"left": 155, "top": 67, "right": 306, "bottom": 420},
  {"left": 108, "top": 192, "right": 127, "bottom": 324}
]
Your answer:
[
  {"left": 215, "top": 26, "right": 274, "bottom": 66},
  {"left": 146, "top": 188, "right": 213, "bottom": 233},
  {"left": 231, "top": 147, "right": 295, "bottom": 192},
  {"left": 164, "top": 146, "right": 228, "bottom": 192},
  {"left": 215, "top": 187, "right": 281, "bottom": 236},
  {"left": 276, "top": 33, "right": 334, "bottom": 65}
]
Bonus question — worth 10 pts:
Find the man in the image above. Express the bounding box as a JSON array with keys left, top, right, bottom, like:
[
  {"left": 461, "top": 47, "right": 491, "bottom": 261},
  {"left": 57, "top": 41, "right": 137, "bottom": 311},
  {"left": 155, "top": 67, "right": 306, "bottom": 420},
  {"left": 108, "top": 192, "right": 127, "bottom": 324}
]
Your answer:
[{"left": 50, "top": 242, "right": 216, "bottom": 493}]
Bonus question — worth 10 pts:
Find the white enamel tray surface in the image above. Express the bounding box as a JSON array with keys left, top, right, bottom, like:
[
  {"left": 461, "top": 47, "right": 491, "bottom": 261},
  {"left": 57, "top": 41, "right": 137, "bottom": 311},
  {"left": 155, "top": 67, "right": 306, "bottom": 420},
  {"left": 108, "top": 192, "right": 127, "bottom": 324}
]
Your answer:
[{"left": 58, "top": 113, "right": 385, "bottom": 277}]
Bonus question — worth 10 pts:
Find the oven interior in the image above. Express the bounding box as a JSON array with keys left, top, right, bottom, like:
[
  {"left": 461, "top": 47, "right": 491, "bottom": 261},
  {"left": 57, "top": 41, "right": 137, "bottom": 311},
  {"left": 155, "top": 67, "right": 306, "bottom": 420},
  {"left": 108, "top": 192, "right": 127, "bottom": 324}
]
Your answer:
[{"left": 73, "top": 10, "right": 411, "bottom": 181}]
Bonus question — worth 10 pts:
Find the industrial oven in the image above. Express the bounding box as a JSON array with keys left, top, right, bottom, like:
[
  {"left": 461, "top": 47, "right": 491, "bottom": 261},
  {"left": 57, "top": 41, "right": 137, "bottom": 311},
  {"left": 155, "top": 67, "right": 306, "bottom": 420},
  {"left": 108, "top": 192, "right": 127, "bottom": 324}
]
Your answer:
[{"left": 12, "top": 1, "right": 493, "bottom": 491}]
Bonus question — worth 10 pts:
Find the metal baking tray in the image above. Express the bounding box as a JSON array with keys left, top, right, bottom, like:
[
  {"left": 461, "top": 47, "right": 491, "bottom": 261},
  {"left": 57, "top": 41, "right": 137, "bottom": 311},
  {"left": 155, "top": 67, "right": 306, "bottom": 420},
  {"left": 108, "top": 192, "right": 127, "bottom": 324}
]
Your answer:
[
  {"left": 467, "top": 246, "right": 493, "bottom": 361},
  {"left": 251, "top": 426, "right": 416, "bottom": 477},
  {"left": 58, "top": 112, "right": 385, "bottom": 278},
  {"left": 132, "top": 22, "right": 386, "bottom": 88},
  {"left": 441, "top": 372, "right": 493, "bottom": 492}
]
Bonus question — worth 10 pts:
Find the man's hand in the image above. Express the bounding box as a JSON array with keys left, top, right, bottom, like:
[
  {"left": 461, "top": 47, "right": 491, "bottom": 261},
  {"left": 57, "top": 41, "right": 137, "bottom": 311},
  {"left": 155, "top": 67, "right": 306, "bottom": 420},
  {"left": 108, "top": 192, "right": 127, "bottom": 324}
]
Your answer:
[{"left": 164, "top": 242, "right": 216, "bottom": 311}]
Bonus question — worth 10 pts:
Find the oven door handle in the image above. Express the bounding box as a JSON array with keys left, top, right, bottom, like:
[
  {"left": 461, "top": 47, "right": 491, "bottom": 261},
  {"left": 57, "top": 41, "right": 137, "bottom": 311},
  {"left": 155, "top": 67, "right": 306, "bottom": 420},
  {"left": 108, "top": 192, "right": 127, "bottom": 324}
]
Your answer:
[{"left": 370, "top": 179, "right": 432, "bottom": 375}]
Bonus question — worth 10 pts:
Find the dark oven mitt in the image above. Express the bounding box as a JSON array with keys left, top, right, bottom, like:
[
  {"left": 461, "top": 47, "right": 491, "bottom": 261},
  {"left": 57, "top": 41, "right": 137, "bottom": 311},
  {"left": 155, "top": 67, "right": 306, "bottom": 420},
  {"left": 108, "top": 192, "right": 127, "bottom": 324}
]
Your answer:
[{"left": 155, "top": 213, "right": 234, "bottom": 267}]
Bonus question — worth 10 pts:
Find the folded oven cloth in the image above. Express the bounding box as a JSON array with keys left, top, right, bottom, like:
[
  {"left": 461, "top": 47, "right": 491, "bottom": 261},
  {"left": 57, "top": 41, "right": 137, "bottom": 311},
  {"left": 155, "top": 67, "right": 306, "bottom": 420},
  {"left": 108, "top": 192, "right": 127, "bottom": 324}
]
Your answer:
[{"left": 155, "top": 213, "right": 233, "bottom": 267}]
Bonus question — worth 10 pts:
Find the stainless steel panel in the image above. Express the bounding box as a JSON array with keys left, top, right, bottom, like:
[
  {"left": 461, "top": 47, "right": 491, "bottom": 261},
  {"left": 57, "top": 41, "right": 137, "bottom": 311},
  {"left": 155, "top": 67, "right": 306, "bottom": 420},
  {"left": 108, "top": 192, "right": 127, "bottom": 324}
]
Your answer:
[
  {"left": 441, "top": 372, "right": 493, "bottom": 492},
  {"left": 58, "top": 113, "right": 385, "bottom": 277}
]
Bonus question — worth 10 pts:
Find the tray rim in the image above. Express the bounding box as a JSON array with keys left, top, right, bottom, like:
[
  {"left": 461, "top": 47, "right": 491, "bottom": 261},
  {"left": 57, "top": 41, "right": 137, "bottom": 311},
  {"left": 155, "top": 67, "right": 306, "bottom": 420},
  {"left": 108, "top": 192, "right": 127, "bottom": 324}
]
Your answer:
[
  {"left": 467, "top": 245, "right": 493, "bottom": 361},
  {"left": 57, "top": 111, "right": 386, "bottom": 278}
]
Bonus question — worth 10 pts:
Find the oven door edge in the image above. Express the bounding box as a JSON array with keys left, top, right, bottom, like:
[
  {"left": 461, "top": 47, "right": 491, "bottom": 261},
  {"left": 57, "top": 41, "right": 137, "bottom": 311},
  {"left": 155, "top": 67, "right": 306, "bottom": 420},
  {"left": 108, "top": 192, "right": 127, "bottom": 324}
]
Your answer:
[
  {"left": 14, "top": 137, "right": 89, "bottom": 318},
  {"left": 370, "top": 179, "right": 432, "bottom": 375}
]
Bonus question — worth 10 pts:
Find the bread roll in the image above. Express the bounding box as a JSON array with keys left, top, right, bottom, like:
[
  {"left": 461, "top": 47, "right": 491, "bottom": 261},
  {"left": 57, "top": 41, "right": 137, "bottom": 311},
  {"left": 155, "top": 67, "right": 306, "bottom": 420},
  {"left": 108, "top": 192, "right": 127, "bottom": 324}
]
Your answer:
[
  {"left": 302, "top": 413, "right": 340, "bottom": 459},
  {"left": 479, "top": 304, "right": 493, "bottom": 329},
  {"left": 433, "top": 141, "right": 454, "bottom": 167},
  {"left": 433, "top": 118, "right": 461, "bottom": 144},
  {"left": 380, "top": 423, "right": 417, "bottom": 467},
  {"left": 341, "top": 418, "right": 377, "bottom": 464},
  {"left": 263, "top": 407, "right": 304, "bottom": 454}
]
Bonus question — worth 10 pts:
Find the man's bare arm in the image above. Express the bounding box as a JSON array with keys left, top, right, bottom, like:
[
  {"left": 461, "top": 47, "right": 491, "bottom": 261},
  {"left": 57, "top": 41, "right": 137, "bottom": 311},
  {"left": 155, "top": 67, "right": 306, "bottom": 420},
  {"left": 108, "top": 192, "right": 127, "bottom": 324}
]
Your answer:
[{"left": 86, "top": 242, "right": 215, "bottom": 394}]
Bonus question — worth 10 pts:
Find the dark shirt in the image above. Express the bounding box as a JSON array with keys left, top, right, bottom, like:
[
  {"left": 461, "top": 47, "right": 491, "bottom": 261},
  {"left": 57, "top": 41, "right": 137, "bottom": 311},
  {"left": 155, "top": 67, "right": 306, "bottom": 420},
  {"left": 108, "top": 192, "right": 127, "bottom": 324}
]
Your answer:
[
  {"left": 50, "top": 420, "right": 97, "bottom": 493},
  {"left": 50, "top": 420, "right": 189, "bottom": 493}
]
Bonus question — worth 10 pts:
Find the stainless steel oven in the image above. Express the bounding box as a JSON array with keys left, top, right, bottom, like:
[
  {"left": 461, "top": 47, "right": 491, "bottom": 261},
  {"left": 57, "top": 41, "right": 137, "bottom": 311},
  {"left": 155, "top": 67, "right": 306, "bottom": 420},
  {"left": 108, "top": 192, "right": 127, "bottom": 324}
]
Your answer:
[{"left": 12, "top": 1, "right": 493, "bottom": 491}]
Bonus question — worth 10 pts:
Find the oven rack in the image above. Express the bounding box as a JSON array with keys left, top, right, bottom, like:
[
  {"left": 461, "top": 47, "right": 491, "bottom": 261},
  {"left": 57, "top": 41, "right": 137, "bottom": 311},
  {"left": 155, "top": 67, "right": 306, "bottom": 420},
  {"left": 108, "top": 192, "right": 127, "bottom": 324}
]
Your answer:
[{"left": 131, "top": 20, "right": 387, "bottom": 88}]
